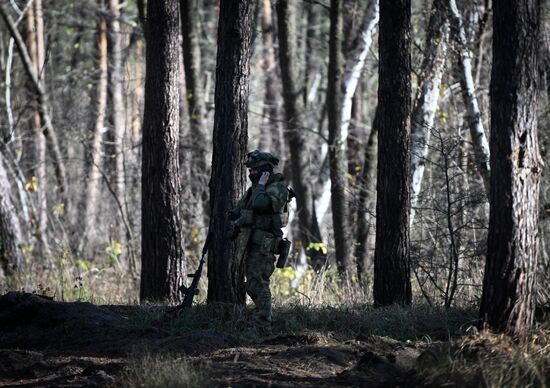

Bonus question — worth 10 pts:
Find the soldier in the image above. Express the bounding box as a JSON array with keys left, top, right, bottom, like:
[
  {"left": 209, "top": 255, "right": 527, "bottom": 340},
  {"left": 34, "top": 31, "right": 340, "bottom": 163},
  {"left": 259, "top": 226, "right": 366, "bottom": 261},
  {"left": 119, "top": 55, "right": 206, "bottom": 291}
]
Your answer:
[{"left": 228, "top": 150, "right": 289, "bottom": 336}]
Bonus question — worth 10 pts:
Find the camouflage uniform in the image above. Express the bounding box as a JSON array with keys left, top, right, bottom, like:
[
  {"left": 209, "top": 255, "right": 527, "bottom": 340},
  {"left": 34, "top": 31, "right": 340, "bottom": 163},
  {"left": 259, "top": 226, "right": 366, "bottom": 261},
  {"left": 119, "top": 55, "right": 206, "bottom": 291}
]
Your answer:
[{"left": 232, "top": 151, "right": 288, "bottom": 335}]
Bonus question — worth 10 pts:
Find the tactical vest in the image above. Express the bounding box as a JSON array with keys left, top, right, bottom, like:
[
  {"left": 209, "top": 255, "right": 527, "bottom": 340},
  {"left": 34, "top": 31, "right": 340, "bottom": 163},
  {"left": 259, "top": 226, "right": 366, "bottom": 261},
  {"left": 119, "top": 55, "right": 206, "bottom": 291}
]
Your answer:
[{"left": 239, "top": 173, "right": 291, "bottom": 237}]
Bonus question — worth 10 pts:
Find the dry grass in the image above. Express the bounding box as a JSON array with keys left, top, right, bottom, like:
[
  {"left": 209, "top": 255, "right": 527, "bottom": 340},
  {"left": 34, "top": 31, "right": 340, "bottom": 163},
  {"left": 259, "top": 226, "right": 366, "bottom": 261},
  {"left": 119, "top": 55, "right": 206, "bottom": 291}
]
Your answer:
[
  {"left": 119, "top": 352, "right": 209, "bottom": 388},
  {"left": 2, "top": 249, "right": 138, "bottom": 304},
  {"left": 417, "top": 329, "right": 550, "bottom": 387}
]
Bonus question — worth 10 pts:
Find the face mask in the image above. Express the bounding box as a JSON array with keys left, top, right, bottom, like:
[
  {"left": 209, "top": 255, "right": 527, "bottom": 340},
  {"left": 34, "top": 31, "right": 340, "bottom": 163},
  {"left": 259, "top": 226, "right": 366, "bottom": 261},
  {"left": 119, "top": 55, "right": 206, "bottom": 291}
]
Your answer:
[{"left": 248, "top": 170, "right": 260, "bottom": 183}]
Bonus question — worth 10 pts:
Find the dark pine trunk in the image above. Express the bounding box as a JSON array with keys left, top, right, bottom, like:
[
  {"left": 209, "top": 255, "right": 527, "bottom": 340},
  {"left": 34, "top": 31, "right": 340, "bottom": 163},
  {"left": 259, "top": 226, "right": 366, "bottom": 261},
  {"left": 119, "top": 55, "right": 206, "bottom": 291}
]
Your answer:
[
  {"left": 207, "top": 0, "right": 255, "bottom": 304},
  {"left": 373, "top": 0, "right": 412, "bottom": 307},
  {"left": 327, "top": 0, "right": 351, "bottom": 277},
  {"left": 140, "top": 0, "right": 184, "bottom": 302},
  {"left": 480, "top": 0, "right": 541, "bottom": 336}
]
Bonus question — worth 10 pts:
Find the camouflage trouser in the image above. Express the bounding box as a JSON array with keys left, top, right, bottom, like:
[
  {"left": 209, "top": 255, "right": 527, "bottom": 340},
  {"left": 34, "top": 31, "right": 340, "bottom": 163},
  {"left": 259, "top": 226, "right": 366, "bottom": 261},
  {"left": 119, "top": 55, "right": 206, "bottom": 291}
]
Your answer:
[{"left": 245, "top": 242, "right": 276, "bottom": 333}]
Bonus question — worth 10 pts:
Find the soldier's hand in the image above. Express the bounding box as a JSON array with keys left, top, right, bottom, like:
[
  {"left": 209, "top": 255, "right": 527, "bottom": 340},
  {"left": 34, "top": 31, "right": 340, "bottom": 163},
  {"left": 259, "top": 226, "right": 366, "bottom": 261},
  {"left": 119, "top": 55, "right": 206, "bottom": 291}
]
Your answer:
[{"left": 259, "top": 172, "right": 270, "bottom": 185}]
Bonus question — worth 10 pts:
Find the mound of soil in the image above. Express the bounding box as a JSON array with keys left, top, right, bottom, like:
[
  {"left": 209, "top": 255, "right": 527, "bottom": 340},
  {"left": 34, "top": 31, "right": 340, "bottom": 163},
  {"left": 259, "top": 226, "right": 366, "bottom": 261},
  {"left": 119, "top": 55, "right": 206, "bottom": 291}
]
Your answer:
[{"left": 0, "top": 292, "right": 439, "bottom": 387}]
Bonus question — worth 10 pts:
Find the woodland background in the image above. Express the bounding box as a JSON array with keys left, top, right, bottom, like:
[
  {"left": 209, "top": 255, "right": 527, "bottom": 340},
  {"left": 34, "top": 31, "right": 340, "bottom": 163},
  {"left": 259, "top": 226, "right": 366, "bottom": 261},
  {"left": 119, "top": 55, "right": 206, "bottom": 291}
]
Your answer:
[{"left": 0, "top": 0, "right": 548, "bottom": 314}]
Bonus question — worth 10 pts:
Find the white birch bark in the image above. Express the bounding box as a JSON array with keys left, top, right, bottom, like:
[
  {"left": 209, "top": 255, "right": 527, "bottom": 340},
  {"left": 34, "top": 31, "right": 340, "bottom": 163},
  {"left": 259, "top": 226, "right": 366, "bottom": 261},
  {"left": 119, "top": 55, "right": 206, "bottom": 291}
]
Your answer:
[
  {"left": 315, "top": 0, "right": 379, "bottom": 225},
  {"left": 410, "top": 0, "right": 450, "bottom": 225},
  {"left": 0, "top": 153, "right": 24, "bottom": 274},
  {"left": 447, "top": 0, "right": 490, "bottom": 193},
  {"left": 340, "top": 0, "right": 379, "bottom": 145},
  {"left": 4, "top": 1, "right": 33, "bottom": 157}
]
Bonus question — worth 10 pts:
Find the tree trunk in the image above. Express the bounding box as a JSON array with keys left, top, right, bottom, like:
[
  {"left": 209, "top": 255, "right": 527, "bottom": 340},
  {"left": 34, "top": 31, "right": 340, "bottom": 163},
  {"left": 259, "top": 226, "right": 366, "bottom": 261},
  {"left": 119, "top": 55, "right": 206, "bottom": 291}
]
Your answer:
[
  {"left": 80, "top": 6, "right": 109, "bottom": 257},
  {"left": 107, "top": 0, "right": 127, "bottom": 247},
  {"left": 356, "top": 107, "right": 378, "bottom": 285},
  {"left": 26, "top": 0, "right": 50, "bottom": 258},
  {"left": 276, "top": 0, "right": 314, "bottom": 253},
  {"left": 480, "top": 0, "right": 542, "bottom": 336},
  {"left": 327, "top": 0, "right": 351, "bottom": 277},
  {"left": 0, "top": 153, "right": 24, "bottom": 278},
  {"left": 447, "top": 0, "right": 491, "bottom": 193},
  {"left": 347, "top": 82, "right": 361, "bottom": 176},
  {"left": 373, "top": 0, "right": 412, "bottom": 307},
  {"left": 315, "top": 0, "right": 379, "bottom": 228},
  {"left": 207, "top": 0, "right": 255, "bottom": 304},
  {"left": 181, "top": 0, "right": 209, "bottom": 217},
  {"left": 340, "top": 0, "right": 379, "bottom": 150},
  {"left": 258, "top": 0, "right": 282, "bottom": 157},
  {"left": 410, "top": 0, "right": 449, "bottom": 225},
  {"left": 303, "top": 0, "right": 321, "bottom": 108},
  {"left": 140, "top": 0, "right": 184, "bottom": 302}
]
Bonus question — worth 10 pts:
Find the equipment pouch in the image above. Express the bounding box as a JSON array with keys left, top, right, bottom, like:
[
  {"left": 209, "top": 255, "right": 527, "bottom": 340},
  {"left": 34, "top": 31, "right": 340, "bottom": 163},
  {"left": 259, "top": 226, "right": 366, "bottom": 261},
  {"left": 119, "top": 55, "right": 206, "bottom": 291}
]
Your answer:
[
  {"left": 276, "top": 238, "right": 291, "bottom": 268},
  {"left": 251, "top": 229, "right": 276, "bottom": 254}
]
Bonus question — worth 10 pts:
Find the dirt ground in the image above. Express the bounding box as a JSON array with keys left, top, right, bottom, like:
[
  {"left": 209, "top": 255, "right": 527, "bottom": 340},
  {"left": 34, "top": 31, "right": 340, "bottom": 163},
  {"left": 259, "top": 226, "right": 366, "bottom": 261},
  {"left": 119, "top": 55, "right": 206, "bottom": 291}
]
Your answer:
[{"left": 0, "top": 292, "right": 431, "bottom": 387}]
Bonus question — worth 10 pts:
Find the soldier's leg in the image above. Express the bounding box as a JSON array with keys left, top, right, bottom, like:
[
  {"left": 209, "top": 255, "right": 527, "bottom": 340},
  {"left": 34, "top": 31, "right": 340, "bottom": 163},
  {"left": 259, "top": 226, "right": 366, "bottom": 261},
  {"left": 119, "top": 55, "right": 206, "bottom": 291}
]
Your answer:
[{"left": 245, "top": 249, "right": 275, "bottom": 332}]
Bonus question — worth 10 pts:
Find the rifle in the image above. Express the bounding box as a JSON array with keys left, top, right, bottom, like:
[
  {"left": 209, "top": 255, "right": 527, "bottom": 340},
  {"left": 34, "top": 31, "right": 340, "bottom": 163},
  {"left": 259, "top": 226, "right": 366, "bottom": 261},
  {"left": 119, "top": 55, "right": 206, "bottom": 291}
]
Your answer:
[{"left": 169, "top": 230, "right": 212, "bottom": 313}]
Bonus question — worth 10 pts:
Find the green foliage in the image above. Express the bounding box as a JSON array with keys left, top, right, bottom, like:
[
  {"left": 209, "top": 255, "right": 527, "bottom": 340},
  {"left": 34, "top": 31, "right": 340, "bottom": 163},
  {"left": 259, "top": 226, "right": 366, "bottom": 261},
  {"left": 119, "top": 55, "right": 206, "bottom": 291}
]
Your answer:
[{"left": 105, "top": 241, "right": 123, "bottom": 266}]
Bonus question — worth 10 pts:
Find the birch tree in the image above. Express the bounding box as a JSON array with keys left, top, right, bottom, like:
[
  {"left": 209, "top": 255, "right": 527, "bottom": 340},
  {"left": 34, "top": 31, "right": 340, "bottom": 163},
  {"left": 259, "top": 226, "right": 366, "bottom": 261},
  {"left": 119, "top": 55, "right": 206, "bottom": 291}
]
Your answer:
[
  {"left": 0, "top": 153, "right": 24, "bottom": 278},
  {"left": 409, "top": 0, "right": 449, "bottom": 224},
  {"left": 80, "top": 3, "right": 109, "bottom": 256},
  {"left": 447, "top": 0, "right": 490, "bottom": 193},
  {"left": 315, "top": 0, "right": 379, "bottom": 226}
]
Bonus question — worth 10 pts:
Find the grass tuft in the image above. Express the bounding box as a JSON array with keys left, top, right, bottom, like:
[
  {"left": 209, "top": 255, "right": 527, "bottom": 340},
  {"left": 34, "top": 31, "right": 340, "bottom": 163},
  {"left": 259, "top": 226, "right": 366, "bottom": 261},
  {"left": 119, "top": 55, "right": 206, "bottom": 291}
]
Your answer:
[{"left": 119, "top": 352, "right": 210, "bottom": 388}]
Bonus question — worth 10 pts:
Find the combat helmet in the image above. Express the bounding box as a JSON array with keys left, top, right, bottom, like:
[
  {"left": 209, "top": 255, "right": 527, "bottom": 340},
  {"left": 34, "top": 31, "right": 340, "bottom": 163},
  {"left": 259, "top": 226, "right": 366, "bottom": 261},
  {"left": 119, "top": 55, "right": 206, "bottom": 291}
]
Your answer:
[{"left": 244, "top": 150, "right": 279, "bottom": 169}]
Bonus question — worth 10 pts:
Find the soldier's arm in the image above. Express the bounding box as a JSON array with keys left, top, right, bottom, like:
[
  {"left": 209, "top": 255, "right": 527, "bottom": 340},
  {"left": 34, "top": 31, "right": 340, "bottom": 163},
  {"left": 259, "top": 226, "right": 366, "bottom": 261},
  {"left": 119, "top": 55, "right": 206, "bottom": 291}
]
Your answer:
[
  {"left": 229, "top": 189, "right": 249, "bottom": 220},
  {"left": 251, "top": 183, "right": 272, "bottom": 213}
]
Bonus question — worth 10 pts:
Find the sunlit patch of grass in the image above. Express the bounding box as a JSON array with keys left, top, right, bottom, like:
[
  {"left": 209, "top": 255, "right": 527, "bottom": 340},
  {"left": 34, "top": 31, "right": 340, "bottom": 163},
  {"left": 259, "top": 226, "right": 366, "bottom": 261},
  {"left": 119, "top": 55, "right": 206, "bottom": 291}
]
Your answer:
[
  {"left": 120, "top": 352, "right": 210, "bottom": 388},
  {"left": 5, "top": 247, "right": 139, "bottom": 304},
  {"left": 273, "top": 303, "right": 477, "bottom": 341},
  {"left": 271, "top": 265, "right": 372, "bottom": 306}
]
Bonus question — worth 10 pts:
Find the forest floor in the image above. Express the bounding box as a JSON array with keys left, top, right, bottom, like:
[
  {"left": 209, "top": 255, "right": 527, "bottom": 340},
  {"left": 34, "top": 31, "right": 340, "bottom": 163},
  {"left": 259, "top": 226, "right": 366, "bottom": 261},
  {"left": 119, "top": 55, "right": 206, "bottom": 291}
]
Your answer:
[{"left": 0, "top": 292, "right": 548, "bottom": 387}]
